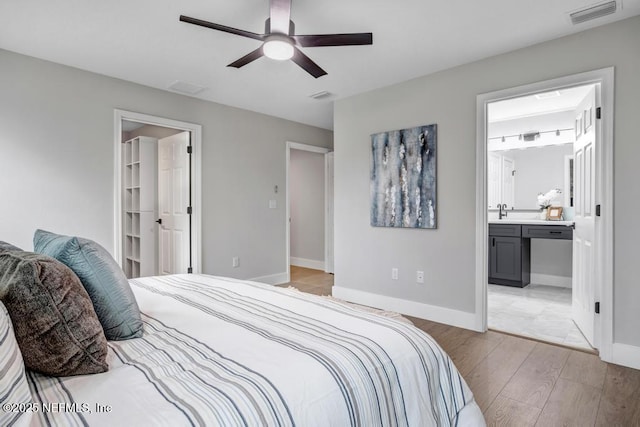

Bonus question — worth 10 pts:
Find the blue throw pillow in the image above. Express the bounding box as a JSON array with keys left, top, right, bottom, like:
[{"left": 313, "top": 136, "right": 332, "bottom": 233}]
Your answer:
[{"left": 33, "top": 229, "right": 143, "bottom": 340}]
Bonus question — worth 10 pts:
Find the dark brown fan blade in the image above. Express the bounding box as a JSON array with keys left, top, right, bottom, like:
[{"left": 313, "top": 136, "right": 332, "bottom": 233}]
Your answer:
[
  {"left": 180, "top": 15, "right": 265, "bottom": 41},
  {"left": 291, "top": 48, "right": 327, "bottom": 78},
  {"left": 269, "top": 0, "right": 292, "bottom": 34},
  {"left": 293, "top": 33, "right": 373, "bottom": 47},
  {"left": 227, "top": 47, "right": 264, "bottom": 68}
]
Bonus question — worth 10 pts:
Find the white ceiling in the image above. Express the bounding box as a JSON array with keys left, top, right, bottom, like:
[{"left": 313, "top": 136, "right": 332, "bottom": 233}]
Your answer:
[
  {"left": 488, "top": 85, "right": 596, "bottom": 122},
  {"left": 1, "top": 0, "right": 638, "bottom": 130}
]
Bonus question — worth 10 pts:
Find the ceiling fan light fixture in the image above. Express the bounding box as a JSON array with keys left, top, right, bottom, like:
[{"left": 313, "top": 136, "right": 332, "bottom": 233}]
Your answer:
[{"left": 263, "top": 35, "right": 294, "bottom": 60}]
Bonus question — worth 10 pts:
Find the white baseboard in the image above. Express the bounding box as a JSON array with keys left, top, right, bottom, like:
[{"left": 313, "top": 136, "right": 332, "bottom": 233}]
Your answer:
[
  {"left": 530, "top": 273, "right": 572, "bottom": 288},
  {"left": 612, "top": 343, "right": 640, "bottom": 370},
  {"left": 332, "top": 286, "right": 479, "bottom": 331},
  {"left": 250, "top": 272, "right": 289, "bottom": 286},
  {"left": 290, "top": 257, "right": 325, "bottom": 271}
]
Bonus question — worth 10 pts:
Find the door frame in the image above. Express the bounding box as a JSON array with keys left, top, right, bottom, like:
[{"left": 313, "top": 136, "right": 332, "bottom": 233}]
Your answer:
[
  {"left": 285, "top": 141, "right": 331, "bottom": 282},
  {"left": 113, "top": 109, "right": 203, "bottom": 274},
  {"left": 324, "top": 151, "right": 335, "bottom": 274},
  {"left": 474, "top": 68, "right": 614, "bottom": 362}
]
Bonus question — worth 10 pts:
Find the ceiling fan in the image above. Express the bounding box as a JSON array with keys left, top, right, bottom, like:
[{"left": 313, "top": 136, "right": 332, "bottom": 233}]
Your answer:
[{"left": 179, "top": 0, "right": 373, "bottom": 78}]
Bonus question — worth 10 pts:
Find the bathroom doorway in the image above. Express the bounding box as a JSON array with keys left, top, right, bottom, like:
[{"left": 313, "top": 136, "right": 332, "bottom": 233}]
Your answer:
[
  {"left": 486, "top": 84, "right": 594, "bottom": 349},
  {"left": 475, "top": 68, "right": 614, "bottom": 358}
]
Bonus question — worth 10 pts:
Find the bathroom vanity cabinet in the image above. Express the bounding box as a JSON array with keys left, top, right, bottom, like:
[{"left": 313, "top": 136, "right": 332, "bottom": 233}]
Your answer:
[{"left": 488, "top": 222, "right": 573, "bottom": 287}]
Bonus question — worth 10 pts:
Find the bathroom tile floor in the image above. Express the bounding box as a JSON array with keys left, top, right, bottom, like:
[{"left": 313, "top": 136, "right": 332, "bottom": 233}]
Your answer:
[{"left": 488, "top": 283, "right": 593, "bottom": 351}]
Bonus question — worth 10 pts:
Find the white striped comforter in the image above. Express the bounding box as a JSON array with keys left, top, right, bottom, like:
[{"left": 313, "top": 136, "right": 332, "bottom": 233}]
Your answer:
[{"left": 26, "top": 274, "right": 484, "bottom": 426}]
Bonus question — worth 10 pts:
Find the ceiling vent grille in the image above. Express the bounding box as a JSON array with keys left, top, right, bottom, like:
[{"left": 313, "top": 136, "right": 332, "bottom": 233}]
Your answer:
[
  {"left": 309, "top": 91, "right": 333, "bottom": 100},
  {"left": 168, "top": 80, "right": 206, "bottom": 95},
  {"left": 569, "top": 1, "right": 618, "bottom": 25}
]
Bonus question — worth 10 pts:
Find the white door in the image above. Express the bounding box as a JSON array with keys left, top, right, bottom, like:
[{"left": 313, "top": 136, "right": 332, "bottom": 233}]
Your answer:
[
  {"left": 572, "top": 85, "right": 597, "bottom": 347},
  {"left": 158, "top": 132, "right": 190, "bottom": 275},
  {"left": 488, "top": 153, "right": 501, "bottom": 208},
  {"left": 325, "top": 152, "right": 334, "bottom": 273},
  {"left": 501, "top": 156, "right": 515, "bottom": 209}
]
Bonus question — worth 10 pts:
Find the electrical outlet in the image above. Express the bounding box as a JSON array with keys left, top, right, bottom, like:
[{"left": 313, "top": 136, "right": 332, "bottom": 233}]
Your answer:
[
  {"left": 416, "top": 270, "right": 424, "bottom": 284},
  {"left": 232, "top": 257, "right": 239, "bottom": 268},
  {"left": 391, "top": 268, "right": 399, "bottom": 280}
]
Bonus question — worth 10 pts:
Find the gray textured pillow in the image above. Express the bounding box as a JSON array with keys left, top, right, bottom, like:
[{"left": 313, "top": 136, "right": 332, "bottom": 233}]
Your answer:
[
  {"left": 0, "top": 241, "right": 22, "bottom": 252},
  {"left": 33, "top": 229, "right": 143, "bottom": 340},
  {"left": 0, "top": 251, "right": 108, "bottom": 376},
  {"left": 0, "top": 301, "right": 33, "bottom": 426}
]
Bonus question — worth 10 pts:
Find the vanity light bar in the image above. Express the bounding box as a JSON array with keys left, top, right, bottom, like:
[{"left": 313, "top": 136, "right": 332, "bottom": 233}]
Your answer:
[{"left": 488, "top": 128, "right": 573, "bottom": 141}]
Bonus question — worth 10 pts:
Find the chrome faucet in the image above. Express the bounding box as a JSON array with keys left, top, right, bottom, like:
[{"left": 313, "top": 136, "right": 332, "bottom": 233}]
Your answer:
[{"left": 498, "top": 204, "right": 508, "bottom": 219}]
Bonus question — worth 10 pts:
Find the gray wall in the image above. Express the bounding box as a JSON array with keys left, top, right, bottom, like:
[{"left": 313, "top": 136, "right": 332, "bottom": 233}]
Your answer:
[
  {"left": 289, "top": 149, "right": 325, "bottom": 264},
  {"left": 531, "top": 240, "right": 572, "bottom": 279},
  {"left": 334, "top": 16, "right": 640, "bottom": 346},
  {"left": 0, "top": 48, "right": 333, "bottom": 281}
]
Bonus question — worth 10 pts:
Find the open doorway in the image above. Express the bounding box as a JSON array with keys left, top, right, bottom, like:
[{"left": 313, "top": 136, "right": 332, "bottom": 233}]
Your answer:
[
  {"left": 285, "top": 142, "right": 332, "bottom": 282},
  {"left": 475, "top": 68, "right": 614, "bottom": 361},
  {"left": 114, "top": 110, "right": 202, "bottom": 277},
  {"left": 486, "top": 84, "right": 595, "bottom": 350}
]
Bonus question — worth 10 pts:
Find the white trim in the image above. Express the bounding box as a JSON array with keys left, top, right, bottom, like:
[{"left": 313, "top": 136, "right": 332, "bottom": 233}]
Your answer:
[
  {"left": 324, "top": 152, "right": 335, "bottom": 274},
  {"left": 475, "top": 95, "right": 489, "bottom": 332},
  {"left": 475, "top": 68, "right": 615, "bottom": 362},
  {"left": 333, "top": 286, "right": 478, "bottom": 331},
  {"left": 290, "top": 257, "right": 325, "bottom": 270},
  {"left": 114, "top": 109, "right": 203, "bottom": 274},
  {"left": 285, "top": 141, "right": 331, "bottom": 284},
  {"left": 530, "top": 273, "right": 572, "bottom": 288},
  {"left": 611, "top": 343, "right": 640, "bottom": 371},
  {"left": 250, "top": 272, "right": 289, "bottom": 286}
]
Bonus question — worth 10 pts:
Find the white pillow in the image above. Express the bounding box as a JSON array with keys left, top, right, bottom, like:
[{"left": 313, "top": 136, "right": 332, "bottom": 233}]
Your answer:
[{"left": 0, "top": 301, "right": 33, "bottom": 426}]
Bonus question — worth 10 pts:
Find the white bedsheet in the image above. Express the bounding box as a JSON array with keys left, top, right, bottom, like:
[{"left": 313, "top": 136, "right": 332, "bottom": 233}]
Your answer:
[{"left": 25, "top": 274, "right": 484, "bottom": 426}]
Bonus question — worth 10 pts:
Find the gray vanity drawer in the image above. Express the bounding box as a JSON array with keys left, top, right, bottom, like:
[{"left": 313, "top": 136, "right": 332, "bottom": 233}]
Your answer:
[
  {"left": 489, "top": 224, "right": 521, "bottom": 237},
  {"left": 522, "top": 225, "right": 573, "bottom": 240}
]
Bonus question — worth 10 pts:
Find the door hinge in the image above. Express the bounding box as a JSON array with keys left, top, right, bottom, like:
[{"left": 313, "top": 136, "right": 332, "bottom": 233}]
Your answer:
[
  {"left": 596, "top": 204, "right": 601, "bottom": 216},
  {"left": 596, "top": 107, "right": 601, "bottom": 119},
  {"left": 595, "top": 302, "right": 600, "bottom": 314},
  {"left": 187, "top": 206, "right": 192, "bottom": 215},
  {"left": 187, "top": 146, "right": 193, "bottom": 154},
  {"left": 187, "top": 267, "right": 193, "bottom": 274}
]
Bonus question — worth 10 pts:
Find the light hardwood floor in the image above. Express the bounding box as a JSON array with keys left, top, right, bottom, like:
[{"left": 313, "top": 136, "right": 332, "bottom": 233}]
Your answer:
[{"left": 282, "top": 266, "right": 640, "bottom": 426}]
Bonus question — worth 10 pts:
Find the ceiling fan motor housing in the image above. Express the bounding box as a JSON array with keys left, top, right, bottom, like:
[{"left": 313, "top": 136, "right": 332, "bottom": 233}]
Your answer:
[{"left": 265, "top": 18, "right": 295, "bottom": 36}]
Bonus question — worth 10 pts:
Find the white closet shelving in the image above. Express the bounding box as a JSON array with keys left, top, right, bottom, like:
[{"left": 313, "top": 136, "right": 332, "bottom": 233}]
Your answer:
[{"left": 123, "top": 136, "right": 157, "bottom": 278}]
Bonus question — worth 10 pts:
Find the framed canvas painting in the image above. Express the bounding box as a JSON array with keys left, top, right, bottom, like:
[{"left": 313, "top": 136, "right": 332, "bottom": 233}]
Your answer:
[{"left": 370, "top": 124, "right": 437, "bottom": 228}]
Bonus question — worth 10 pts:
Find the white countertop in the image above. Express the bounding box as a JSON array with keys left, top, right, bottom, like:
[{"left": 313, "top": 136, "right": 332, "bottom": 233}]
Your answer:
[{"left": 489, "top": 219, "right": 574, "bottom": 226}]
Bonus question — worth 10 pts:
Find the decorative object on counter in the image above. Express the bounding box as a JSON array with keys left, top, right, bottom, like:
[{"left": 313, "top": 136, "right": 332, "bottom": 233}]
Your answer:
[
  {"left": 547, "top": 206, "right": 564, "bottom": 220},
  {"left": 537, "top": 188, "right": 562, "bottom": 219},
  {"left": 370, "top": 124, "right": 437, "bottom": 229}
]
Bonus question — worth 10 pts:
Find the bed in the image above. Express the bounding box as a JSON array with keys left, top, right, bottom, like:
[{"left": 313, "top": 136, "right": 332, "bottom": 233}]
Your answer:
[{"left": 8, "top": 273, "right": 484, "bottom": 426}]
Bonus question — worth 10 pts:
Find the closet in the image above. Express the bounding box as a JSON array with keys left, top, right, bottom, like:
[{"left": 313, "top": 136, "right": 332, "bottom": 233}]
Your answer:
[{"left": 122, "top": 136, "right": 157, "bottom": 278}]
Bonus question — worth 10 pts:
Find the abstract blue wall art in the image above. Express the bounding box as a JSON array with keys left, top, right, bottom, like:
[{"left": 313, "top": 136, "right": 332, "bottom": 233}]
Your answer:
[{"left": 370, "top": 124, "right": 437, "bottom": 228}]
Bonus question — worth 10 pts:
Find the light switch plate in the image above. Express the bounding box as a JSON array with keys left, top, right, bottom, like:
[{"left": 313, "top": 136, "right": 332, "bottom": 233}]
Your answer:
[{"left": 269, "top": 200, "right": 277, "bottom": 209}]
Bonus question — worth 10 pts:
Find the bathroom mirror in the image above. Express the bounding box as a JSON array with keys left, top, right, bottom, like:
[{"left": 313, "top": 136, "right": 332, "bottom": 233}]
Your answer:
[{"left": 488, "top": 144, "right": 572, "bottom": 210}]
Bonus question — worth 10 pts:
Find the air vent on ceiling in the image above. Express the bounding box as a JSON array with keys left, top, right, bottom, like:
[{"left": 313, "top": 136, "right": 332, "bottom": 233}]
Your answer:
[
  {"left": 569, "top": 1, "right": 618, "bottom": 25},
  {"left": 168, "top": 80, "right": 206, "bottom": 95},
  {"left": 309, "top": 91, "right": 333, "bottom": 100}
]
